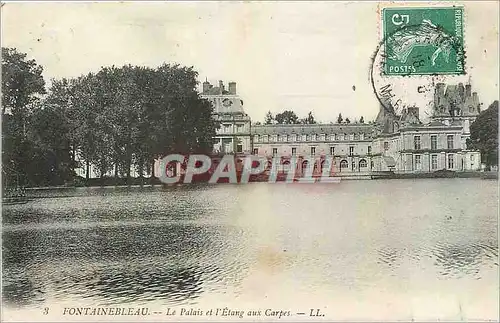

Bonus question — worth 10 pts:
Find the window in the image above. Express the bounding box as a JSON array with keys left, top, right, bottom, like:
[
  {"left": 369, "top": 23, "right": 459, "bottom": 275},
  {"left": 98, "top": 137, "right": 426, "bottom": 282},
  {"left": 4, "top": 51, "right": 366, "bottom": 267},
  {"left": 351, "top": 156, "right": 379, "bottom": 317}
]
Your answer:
[
  {"left": 263, "top": 135, "right": 268, "bottom": 143},
  {"left": 414, "top": 136, "right": 421, "bottom": 150},
  {"left": 359, "top": 159, "right": 367, "bottom": 168},
  {"left": 384, "top": 142, "right": 389, "bottom": 151},
  {"left": 360, "top": 133, "right": 365, "bottom": 140},
  {"left": 447, "top": 154, "right": 454, "bottom": 169},
  {"left": 368, "top": 146, "right": 372, "bottom": 154},
  {"left": 340, "top": 160, "right": 348, "bottom": 168},
  {"left": 330, "top": 146, "right": 335, "bottom": 155},
  {"left": 253, "top": 148, "right": 258, "bottom": 155},
  {"left": 431, "top": 135, "right": 437, "bottom": 150},
  {"left": 254, "top": 135, "right": 260, "bottom": 143},
  {"left": 285, "top": 135, "right": 289, "bottom": 142},
  {"left": 291, "top": 147, "right": 297, "bottom": 156},
  {"left": 272, "top": 148, "right": 278, "bottom": 156},
  {"left": 350, "top": 134, "right": 354, "bottom": 141},
  {"left": 291, "top": 134, "right": 296, "bottom": 142},
  {"left": 237, "top": 124, "right": 243, "bottom": 132},
  {"left": 319, "top": 134, "right": 325, "bottom": 141},
  {"left": 311, "top": 134, "right": 317, "bottom": 141},
  {"left": 349, "top": 146, "right": 354, "bottom": 156},
  {"left": 415, "top": 155, "right": 421, "bottom": 170},
  {"left": 236, "top": 144, "right": 243, "bottom": 153},
  {"left": 470, "top": 155, "right": 475, "bottom": 162},
  {"left": 447, "top": 135, "right": 454, "bottom": 149},
  {"left": 272, "top": 135, "right": 277, "bottom": 142},
  {"left": 431, "top": 155, "right": 438, "bottom": 169},
  {"left": 310, "top": 147, "right": 316, "bottom": 155},
  {"left": 302, "top": 134, "right": 307, "bottom": 141}
]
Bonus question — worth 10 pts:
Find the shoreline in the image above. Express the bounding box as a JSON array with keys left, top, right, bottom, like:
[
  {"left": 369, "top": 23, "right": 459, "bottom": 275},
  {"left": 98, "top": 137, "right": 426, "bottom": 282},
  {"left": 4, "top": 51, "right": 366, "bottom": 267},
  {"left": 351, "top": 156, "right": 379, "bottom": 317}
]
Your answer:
[{"left": 11, "top": 170, "right": 497, "bottom": 191}]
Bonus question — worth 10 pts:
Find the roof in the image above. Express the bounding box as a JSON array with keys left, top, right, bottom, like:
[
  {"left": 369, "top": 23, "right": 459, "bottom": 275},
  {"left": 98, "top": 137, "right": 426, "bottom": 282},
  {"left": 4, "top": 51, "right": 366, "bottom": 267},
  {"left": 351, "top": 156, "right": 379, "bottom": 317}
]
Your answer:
[
  {"left": 251, "top": 123, "right": 375, "bottom": 135},
  {"left": 428, "top": 120, "right": 446, "bottom": 126}
]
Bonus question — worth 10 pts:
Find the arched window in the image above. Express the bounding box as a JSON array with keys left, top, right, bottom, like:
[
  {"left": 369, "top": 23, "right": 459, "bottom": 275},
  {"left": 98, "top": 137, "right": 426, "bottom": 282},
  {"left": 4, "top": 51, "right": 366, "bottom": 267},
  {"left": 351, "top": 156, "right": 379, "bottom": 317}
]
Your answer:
[
  {"left": 340, "top": 160, "right": 348, "bottom": 168},
  {"left": 359, "top": 159, "right": 367, "bottom": 168}
]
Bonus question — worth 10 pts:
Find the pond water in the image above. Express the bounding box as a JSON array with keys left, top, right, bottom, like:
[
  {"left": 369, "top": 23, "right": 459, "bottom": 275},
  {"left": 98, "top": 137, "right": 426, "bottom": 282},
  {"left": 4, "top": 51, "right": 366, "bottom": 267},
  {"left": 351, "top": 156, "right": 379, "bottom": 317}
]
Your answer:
[{"left": 2, "top": 179, "right": 498, "bottom": 321}]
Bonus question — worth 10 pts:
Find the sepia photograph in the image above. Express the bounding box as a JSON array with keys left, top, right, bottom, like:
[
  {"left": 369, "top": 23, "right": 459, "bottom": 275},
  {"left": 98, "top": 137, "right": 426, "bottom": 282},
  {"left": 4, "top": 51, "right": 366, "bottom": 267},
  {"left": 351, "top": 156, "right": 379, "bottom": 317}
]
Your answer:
[{"left": 1, "top": 1, "right": 499, "bottom": 322}]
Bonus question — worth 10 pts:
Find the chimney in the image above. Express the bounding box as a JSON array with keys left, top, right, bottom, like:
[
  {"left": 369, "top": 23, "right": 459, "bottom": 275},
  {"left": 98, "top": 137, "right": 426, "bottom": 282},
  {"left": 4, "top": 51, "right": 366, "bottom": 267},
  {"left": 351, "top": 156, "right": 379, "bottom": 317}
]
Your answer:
[
  {"left": 435, "top": 83, "right": 446, "bottom": 95},
  {"left": 202, "top": 79, "right": 210, "bottom": 93},
  {"left": 434, "top": 83, "right": 446, "bottom": 108},
  {"left": 218, "top": 80, "right": 224, "bottom": 94},
  {"left": 458, "top": 83, "right": 465, "bottom": 102},
  {"left": 228, "top": 82, "right": 236, "bottom": 95},
  {"left": 472, "top": 92, "right": 479, "bottom": 105},
  {"left": 465, "top": 84, "right": 472, "bottom": 98}
]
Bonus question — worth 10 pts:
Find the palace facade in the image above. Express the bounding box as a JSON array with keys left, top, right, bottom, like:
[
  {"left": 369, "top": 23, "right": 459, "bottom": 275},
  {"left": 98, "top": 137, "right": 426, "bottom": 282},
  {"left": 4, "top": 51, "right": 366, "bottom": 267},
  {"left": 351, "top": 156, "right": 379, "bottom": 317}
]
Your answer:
[
  {"left": 201, "top": 80, "right": 252, "bottom": 154},
  {"left": 206, "top": 80, "right": 482, "bottom": 175}
]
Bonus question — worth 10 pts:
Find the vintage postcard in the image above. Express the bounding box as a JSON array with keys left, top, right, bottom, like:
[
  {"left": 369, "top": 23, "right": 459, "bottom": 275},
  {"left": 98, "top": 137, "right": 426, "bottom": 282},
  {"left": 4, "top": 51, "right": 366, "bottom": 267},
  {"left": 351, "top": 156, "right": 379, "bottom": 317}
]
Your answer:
[{"left": 1, "top": 1, "right": 498, "bottom": 322}]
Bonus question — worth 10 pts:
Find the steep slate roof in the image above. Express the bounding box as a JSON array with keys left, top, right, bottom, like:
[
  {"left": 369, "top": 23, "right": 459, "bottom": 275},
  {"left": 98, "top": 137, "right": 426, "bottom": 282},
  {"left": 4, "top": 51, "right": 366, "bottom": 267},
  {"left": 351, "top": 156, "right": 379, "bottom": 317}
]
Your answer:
[
  {"left": 251, "top": 123, "right": 375, "bottom": 136},
  {"left": 401, "top": 119, "right": 463, "bottom": 131},
  {"left": 427, "top": 120, "right": 446, "bottom": 127}
]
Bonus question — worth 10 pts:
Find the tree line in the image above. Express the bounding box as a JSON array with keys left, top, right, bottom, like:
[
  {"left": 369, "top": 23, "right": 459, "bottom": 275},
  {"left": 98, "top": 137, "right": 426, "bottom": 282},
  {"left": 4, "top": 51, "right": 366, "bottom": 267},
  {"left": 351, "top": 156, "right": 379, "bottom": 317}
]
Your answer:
[
  {"left": 2, "top": 47, "right": 219, "bottom": 188},
  {"left": 257, "top": 110, "right": 367, "bottom": 125},
  {"left": 467, "top": 100, "right": 498, "bottom": 169}
]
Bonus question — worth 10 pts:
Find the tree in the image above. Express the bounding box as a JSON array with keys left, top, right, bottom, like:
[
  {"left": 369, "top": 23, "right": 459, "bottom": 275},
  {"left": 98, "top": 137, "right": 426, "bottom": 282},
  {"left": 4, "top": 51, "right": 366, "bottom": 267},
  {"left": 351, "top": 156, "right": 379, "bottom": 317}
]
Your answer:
[
  {"left": 467, "top": 100, "right": 498, "bottom": 169},
  {"left": 337, "top": 113, "right": 343, "bottom": 124},
  {"left": 30, "top": 78, "right": 79, "bottom": 186},
  {"left": 300, "top": 111, "right": 317, "bottom": 124},
  {"left": 2, "top": 48, "right": 46, "bottom": 116},
  {"left": 12, "top": 61, "right": 219, "bottom": 187},
  {"left": 275, "top": 110, "right": 299, "bottom": 124},
  {"left": 360, "top": 116, "right": 364, "bottom": 123},
  {"left": 264, "top": 111, "right": 274, "bottom": 124},
  {"left": 345, "top": 118, "right": 351, "bottom": 124},
  {"left": 2, "top": 48, "right": 46, "bottom": 189}
]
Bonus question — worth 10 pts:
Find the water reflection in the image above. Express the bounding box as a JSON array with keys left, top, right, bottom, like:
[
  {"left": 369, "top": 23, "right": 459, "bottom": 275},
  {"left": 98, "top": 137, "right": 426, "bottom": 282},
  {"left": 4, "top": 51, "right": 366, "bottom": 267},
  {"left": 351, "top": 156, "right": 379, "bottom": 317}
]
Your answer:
[
  {"left": 2, "top": 180, "right": 498, "bottom": 319},
  {"left": 433, "top": 242, "right": 498, "bottom": 279}
]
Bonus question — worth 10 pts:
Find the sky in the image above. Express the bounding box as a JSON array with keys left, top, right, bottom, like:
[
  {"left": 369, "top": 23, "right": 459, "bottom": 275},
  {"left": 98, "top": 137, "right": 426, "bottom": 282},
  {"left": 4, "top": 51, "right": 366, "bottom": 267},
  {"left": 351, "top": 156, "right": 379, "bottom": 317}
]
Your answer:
[{"left": 2, "top": 1, "right": 499, "bottom": 123}]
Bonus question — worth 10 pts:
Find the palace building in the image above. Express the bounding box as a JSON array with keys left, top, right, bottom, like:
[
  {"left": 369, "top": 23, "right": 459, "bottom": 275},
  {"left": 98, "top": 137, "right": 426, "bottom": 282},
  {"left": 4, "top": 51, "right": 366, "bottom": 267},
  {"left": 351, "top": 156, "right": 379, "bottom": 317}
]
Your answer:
[
  {"left": 205, "top": 80, "right": 482, "bottom": 175},
  {"left": 201, "top": 80, "right": 252, "bottom": 154}
]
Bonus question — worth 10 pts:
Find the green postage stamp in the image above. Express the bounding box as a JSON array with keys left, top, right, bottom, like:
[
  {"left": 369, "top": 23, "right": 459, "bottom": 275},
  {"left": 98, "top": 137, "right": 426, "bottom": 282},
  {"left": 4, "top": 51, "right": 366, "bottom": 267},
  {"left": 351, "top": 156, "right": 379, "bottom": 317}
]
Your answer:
[{"left": 382, "top": 6, "right": 465, "bottom": 75}]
